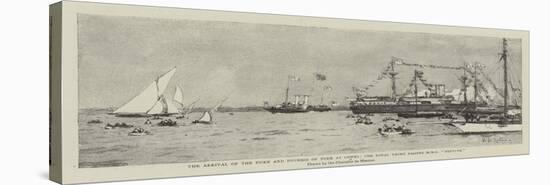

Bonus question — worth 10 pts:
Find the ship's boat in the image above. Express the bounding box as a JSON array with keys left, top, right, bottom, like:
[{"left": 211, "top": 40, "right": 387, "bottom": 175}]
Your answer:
[
  {"left": 355, "top": 117, "right": 373, "bottom": 125},
  {"left": 113, "top": 68, "right": 179, "bottom": 117},
  {"left": 378, "top": 128, "right": 415, "bottom": 136},
  {"left": 128, "top": 127, "right": 151, "bottom": 136}
]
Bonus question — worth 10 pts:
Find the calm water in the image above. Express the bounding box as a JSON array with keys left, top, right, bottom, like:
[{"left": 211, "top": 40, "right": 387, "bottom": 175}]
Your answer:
[{"left": 79, "top": 110, "right": 521, "bottom": 168}]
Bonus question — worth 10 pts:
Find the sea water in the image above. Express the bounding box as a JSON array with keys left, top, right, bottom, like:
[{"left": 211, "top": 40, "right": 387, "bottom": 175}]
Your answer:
[{"left": 78, "top": 110, "right": 521, "bottom": 168}]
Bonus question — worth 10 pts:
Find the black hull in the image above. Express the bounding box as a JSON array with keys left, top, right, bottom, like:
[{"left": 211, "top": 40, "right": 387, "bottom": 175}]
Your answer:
[
  {"left": 397, "top": 112, "right": 445, "bottom": 118},
  {"left": 350, "top": 103, "right": 521, "bottom": 114},
  {"left": 263, "top": 107, "right": 311, "bottom": 114},
  {"left": 113, "top": 113, "right": 176, "bottom": 118},
  {"left": 192, "top": 120, "right": 213, "bottom": 124},
  {"left": 350, "top": 104, "right": 468, "bottom": 114},
  {"left": 312, "top": 108, "right": 331, "bottom": 112},
  {"left": 311, "top": 106, "right": 331, "bottom": 112}
]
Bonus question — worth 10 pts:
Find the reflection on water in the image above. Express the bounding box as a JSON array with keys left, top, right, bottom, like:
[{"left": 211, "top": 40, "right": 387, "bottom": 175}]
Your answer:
[{"left": 79, "top": 110, "right": 521, "bottom": 168}]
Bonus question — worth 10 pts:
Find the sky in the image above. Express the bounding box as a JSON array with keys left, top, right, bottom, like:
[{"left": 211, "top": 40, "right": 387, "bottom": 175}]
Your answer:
[{"left": 77, "top": 14, "right": 522, "bottom": 109}]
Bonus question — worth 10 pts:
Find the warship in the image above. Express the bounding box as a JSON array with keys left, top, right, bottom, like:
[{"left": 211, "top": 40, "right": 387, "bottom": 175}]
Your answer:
[{"left": 349, "top": 54, "right": 519, "bottom": 115}]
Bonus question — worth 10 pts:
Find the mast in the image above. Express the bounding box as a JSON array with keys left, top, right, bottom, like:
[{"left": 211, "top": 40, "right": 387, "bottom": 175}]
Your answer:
[
  {"left": 320, "top": 92, "right": 324, "bottom": 105},
  {"left": 414, "top": 70, "right": 419, "bottom": 113},
  {"left": 285, "top": 76, "right": 290, "bottom": 103},
  {"left": 502, "top": 38, "right": 509, "bottom": 119},
  {"left": 461, "top": 62, "right": 468, "bottom": 104},
  {"left": 473, "top": 62, "right": 478, "bottom": 109},
  {"left": 390, "top": 60, "right": 398, "bottom": 100}
]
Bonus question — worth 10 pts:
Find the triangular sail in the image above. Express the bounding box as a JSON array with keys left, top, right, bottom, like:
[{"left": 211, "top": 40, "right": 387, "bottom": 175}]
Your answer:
[
  {"left": 147, "top": 98, "right": 166, "bottom": 115},
  {"left": 174, "top": 86, "right": 184, "bottom": 106},
  {"left": 166, "top": 99, "right": 179, "bottom": 114},
  {"left": 114, "top": 82, "right": 158, "bottom": 114},
  {"left": 114, "top": 68, "right": 176, "bottom": 114},
  {"left": 198, "top": 112, "right": 212, "bottom": 122},
  {"left": 156, "top": 68, "right": 177, "bottom": 97}
]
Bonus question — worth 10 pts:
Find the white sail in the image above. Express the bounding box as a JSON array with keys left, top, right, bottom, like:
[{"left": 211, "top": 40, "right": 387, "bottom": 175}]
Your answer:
[
  {"left": 174, "top": 86, "right": 184, "bottom": 105},
  {"left": 114, "top": 82, "right": 158, "bottom": 114},
  {"left": 147, "top": 99, "right": 165, "bottom": 115},
  {"left": 114, "top": 67, "right": 177, "bottom": 114},
  {"left": 166, "top": 99, "right": 179, "bottom": 114},
  {"left": 156, "top": 68, "right": 177, "bottom": 97},
  {"left": 198, "top": 112, "right": 212, "bottom": 122}
]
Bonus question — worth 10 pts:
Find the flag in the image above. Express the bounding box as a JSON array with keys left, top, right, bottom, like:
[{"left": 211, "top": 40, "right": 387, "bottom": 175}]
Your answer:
[
  {"left": 315, "top": 73, "right": 327, "bottom": 81},
  {"left": 289, "top": 75, "right": 301, "bottom": 81},
  {"left": 391, "top": 56, "right": 404, "bottom": 65},
  {"left": 353, "top": 87, "right": 368, "bottom": 98}
]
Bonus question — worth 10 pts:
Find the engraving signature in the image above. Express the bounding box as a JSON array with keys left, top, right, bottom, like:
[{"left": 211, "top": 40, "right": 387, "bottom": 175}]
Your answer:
[{"left": 481, "top": 135, "right": 513, "bottom": 144}]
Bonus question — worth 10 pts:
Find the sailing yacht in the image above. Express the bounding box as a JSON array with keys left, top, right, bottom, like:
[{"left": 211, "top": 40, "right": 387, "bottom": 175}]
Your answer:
[
  {"left": 193, "top": 97, "right": 228, "bottom": 124},
  {"left": 193, "top": 111, "right": 213, "bottom": 124},
  {"left": 113, "top": 67, "right": 179, "bottom": 117},
  {"left": 451, "top": 38, "right": 522, "bottom": 133}
]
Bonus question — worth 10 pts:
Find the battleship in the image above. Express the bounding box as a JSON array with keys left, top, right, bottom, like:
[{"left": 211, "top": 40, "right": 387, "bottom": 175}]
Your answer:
[{"left": 349, "top": 54, "right": 520, "bottom": 115}]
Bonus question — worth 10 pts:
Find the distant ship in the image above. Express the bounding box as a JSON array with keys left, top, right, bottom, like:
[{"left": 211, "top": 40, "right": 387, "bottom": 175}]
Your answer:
[
  {"left": 264, "top": 73, "right": 336, "bottom": 113},
  {"left": 112, "top": 67, "right": 179, "bottom": 117},
  {"left": 263, "top": 75, "right": 313, "bottom": 113}
]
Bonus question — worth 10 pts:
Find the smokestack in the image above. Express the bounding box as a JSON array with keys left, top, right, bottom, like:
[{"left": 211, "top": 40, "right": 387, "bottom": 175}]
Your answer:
[
  {"left": 294, "top": 95, "right": 299, "bottom": 105},
  {"left": 304, "top": 95, "right": 309, "bottom": 105}
]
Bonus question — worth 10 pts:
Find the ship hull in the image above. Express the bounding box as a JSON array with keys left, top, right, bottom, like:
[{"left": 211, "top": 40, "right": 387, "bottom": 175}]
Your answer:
[
  {"left": 397, "top": 112, "right": 445, "bottom": 118},
  {"left": 263, "top": 107, "right": 311, "bottom": 114},
  {"left": 113, "top": 113, "right": 176, "bottom": 118},
  {"left": 350, "top": 103, "right": 520, "bottom": 114},
  {"left": 350, "top": 104, "right": 469, "bottom": 114},
  {"left": 311, "top": 105, "right": 331, "bottom": 112}
]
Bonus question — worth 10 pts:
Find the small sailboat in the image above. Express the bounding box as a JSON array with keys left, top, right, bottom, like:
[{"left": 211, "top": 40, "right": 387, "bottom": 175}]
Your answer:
[
  {"left": 193, "top": 111, "right": 213, "bottom": 124},
  {"left": 113, "top": 67, "right": 179, "bottom": 117},
  {"left": 192, "top": 97, "right": 228, "bottom": 124}
]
